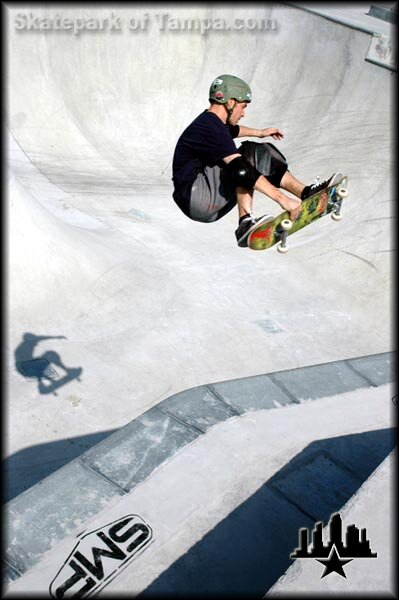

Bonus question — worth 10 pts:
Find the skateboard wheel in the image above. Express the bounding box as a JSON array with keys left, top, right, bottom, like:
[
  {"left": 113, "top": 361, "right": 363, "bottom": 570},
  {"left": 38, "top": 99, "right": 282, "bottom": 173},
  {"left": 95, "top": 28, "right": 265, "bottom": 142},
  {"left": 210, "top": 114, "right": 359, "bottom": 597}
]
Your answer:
[
  {"left": 331, "top": 212, "right": 343, "bottom": 221},
  {"left": 337, "top": 187, "right": 348, "bottom": 199},
  {"left": 277, "top": 243, "right": 289, "bottom": 253},
  {"left": 281, "top": 219, "right": 293, "bottom": 231}
]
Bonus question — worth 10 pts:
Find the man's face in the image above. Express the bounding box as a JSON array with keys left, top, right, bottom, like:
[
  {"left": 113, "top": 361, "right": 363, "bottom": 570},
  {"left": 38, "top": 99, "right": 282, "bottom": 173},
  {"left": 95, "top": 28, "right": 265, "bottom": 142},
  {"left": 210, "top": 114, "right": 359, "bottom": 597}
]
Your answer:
[{"left": 227, "top": 100, "right": 248, "bottom": 125}]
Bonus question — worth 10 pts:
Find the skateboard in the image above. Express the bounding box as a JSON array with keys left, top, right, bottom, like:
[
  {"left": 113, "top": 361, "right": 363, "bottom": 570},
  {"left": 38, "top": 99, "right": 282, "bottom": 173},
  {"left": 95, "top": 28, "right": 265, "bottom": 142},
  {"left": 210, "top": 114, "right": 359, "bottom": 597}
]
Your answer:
[
  {"left": 38, "top": 367, "right": 82, "bottom": 396},
  {"left": 248, "top": 176, "right": 349, "bottom": 252}
]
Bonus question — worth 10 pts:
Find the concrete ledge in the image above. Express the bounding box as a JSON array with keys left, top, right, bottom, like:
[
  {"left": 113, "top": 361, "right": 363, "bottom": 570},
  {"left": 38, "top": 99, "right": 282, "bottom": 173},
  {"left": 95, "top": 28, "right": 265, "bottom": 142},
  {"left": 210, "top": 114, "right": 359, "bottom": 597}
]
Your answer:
[
  {"left": 348, "top": 352, "right": 394, "bottom": 385},
  {"left": 3, "top": 352, "right": 395, "bottom": 585},
  {"left": 270, "top": 360, "right": 372, "bottom": 401},
  {"left": 4, "top": 462, "right": 125, "bottom": 582},
  {"left": 368, "top": 3, "right": 397, "bottom": 24},
  {"left": 286, "top": 2, "right": 395, "bottom": 35},
  {"left": 158, "top": 385, "right": 240, "bottom": 432},
  {"left": 81, "top": 407, "right": 201, "bottom": 492}
]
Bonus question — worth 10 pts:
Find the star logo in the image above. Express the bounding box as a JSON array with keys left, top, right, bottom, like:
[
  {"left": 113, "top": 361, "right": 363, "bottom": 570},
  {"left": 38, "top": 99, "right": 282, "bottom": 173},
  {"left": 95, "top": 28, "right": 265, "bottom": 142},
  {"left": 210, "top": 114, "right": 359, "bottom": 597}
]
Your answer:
[{"left": 316, "top": 544, "right": 353, "bottom": 578}]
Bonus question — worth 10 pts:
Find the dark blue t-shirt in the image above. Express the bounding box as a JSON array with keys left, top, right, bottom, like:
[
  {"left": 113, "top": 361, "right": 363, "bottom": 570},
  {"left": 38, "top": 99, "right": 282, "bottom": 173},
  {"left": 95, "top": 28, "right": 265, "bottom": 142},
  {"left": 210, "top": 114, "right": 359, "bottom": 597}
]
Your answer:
[{"left": 172, "top": 111, "right": 239, "bottom": 208}]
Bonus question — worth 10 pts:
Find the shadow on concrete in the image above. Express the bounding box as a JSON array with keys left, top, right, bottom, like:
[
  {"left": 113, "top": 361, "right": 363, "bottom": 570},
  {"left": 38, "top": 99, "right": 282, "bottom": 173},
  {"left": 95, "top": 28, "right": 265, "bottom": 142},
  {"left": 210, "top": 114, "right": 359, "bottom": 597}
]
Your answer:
[
  {"left": 3, "top": 429, "right": 115, "bottom": 503},
  {"left": 14, "top": 333, "right": 83, "bottom": 396},
  {"left": 141, "top": 427, "right": 396, "bottom": 597}
]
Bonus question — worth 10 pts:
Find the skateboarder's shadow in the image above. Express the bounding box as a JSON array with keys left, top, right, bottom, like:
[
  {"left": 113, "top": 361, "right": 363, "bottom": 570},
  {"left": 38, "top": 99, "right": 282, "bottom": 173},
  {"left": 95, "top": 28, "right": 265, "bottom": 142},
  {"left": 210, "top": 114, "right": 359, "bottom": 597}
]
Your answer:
[{"left": 15, "top": 333, "right": 83, "bottom": 396}]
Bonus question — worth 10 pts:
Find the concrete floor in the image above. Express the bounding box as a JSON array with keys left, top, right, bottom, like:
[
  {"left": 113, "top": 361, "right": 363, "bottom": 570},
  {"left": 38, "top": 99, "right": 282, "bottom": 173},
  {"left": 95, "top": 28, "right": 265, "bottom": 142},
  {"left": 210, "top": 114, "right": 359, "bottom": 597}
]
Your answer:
[{"left": 5, "top": 2, "right": 396, "bottom": 596}]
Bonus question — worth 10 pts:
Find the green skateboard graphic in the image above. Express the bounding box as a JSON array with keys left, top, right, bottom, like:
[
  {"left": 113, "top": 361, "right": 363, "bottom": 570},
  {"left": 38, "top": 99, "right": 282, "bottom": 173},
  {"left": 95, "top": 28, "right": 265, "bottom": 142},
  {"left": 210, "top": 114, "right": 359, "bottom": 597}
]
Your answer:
[{"left": 248, "top": 176, "right": 349, "bottom": 252}]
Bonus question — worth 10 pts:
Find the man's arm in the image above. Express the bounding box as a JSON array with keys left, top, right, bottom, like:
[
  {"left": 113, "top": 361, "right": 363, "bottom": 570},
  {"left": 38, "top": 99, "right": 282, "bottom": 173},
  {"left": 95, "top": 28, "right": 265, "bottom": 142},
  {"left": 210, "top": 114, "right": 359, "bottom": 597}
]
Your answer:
[{"left": 238, "top": 126, "right": 284, "bottom": 140}]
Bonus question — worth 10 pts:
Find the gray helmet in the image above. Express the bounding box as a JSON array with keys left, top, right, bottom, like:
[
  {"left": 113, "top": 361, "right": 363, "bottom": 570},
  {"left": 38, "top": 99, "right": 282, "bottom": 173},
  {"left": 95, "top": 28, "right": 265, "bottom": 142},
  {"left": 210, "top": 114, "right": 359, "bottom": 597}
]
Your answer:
[{"left": 209, "top": 74, "right": 252, "bottom": 104}]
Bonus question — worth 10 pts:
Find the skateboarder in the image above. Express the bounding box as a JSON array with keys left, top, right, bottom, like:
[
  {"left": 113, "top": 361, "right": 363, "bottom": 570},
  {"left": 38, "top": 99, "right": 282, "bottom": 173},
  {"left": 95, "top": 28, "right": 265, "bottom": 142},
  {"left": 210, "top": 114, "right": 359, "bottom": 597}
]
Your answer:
[{"left": 172, "top": 74, "right": 341, "bottom": 247}]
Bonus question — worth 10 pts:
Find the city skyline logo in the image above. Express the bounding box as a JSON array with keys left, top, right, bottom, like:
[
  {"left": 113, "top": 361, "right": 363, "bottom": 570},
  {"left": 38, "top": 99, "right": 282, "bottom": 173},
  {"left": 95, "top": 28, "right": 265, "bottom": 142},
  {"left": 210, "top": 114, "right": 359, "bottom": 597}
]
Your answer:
[{"left": 291, "top": 512, "right": 377, "bottom": 578}]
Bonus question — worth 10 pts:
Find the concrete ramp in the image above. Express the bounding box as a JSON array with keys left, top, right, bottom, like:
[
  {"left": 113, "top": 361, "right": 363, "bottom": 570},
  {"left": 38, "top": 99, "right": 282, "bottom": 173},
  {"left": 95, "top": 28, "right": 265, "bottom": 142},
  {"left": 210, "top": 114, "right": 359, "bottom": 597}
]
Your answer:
[
  {"left": 5, "top": 2, "right": 395, "bottom": 596},
  {"left": 4, "top": 383, "right": 396, "bottom": 596}
]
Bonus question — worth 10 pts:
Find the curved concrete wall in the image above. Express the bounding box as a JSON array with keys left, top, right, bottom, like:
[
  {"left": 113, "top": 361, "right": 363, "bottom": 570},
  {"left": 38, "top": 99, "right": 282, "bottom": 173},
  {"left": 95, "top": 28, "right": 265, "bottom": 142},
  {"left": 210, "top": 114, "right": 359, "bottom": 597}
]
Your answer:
[{"left": 5, "top": 4, "right": 396, "bottom": 594}]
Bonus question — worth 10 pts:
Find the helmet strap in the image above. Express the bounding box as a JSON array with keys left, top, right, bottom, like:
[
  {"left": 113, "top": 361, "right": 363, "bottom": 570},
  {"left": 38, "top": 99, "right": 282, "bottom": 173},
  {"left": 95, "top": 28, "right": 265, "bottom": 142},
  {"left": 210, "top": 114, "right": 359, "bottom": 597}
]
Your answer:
[{"left": 224, "top": 100, "right": 236, "bottom": 125}]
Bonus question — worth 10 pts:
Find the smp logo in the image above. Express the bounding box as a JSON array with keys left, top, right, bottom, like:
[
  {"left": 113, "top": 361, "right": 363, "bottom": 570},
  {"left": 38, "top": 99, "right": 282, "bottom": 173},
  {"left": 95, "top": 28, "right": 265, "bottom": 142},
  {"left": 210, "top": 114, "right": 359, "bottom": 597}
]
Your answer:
[{"left": 49, "top": 515, "right": 153, "bottom": 598}]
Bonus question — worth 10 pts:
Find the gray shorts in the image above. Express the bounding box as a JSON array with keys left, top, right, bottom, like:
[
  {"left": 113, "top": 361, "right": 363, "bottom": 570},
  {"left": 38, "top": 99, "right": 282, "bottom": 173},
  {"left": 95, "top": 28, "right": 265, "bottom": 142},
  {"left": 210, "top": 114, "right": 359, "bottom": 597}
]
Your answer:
[
  {"left": 188, "top": 142, "right": 288, "bottom": 223},
  {"left": 189, "top": 165, "right": 237, "bottom": 223}
]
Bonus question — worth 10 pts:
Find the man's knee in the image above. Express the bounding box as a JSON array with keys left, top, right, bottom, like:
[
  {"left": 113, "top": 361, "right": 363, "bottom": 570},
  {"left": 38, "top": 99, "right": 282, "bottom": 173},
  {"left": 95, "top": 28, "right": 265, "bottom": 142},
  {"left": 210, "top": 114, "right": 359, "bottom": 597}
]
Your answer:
[
  {"left": 222, "top": 156, "right": 261, "bottom": 192},
  {"left": 239, "top": 141, "right": 288, "bottom": 188}
]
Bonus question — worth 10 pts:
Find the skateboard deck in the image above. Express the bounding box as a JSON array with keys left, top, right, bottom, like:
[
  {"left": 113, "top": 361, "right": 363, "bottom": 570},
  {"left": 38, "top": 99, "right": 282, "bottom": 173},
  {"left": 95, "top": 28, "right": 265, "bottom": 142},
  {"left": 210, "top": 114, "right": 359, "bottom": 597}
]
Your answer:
[
  {"left": 248, "top": 176, "right": 348, "bottom": 252},
  {"left": 38, "top": 367, "right": 82, "bottom": 396}
]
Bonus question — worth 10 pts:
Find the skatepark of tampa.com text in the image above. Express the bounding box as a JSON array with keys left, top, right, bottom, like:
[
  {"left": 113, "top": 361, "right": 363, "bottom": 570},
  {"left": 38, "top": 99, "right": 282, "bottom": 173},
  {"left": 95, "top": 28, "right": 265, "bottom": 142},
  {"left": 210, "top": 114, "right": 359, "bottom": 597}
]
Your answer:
[{"left": 14, "top": 11, "right": 279, "bottom": 36}]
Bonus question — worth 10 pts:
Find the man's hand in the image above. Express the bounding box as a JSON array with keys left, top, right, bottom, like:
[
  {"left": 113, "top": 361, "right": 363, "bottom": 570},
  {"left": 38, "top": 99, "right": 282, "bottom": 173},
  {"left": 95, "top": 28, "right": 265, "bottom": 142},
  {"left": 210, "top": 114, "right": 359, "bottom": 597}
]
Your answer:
[
  {"left": 257, "top": 128, "right": 284, "bottom": 140},
  {"left": 277, "top": 195, "right": 302, "bottom": 221},
  {"left": 254, "top": 175, "right": 302, "bottom": 221}
]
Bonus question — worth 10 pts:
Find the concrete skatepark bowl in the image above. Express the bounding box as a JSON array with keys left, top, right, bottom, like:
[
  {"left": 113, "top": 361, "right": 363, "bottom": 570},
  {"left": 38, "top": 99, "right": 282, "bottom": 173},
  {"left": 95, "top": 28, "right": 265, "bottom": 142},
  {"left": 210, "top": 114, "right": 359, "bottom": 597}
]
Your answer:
[{"left": 5, "top": 3, "right": 396, "bottom": 596}]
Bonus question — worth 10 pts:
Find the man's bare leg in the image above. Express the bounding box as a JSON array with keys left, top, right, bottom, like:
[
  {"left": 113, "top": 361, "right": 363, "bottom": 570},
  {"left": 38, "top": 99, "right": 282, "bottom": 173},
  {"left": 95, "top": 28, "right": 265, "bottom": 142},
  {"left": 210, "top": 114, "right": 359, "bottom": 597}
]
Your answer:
[
  {"left": 237, "top": 176, "right": 302, "bottom": 222},
  {"left": 280, "top": 171, "right": 306, "bottom": 199},
  {"left": 236, "top": 186, "right": 254, "bottom": 218}
]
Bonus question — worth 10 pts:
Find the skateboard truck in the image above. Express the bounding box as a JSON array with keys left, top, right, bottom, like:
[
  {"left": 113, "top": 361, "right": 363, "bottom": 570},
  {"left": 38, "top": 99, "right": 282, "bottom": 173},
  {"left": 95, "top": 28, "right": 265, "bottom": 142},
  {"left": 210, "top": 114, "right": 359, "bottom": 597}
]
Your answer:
[
  {"left": 331, "top": 185, "right": 348, "bottom": 221},
  {"left": 276, "top": 219, "right": 293, "bottom": 253}
]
